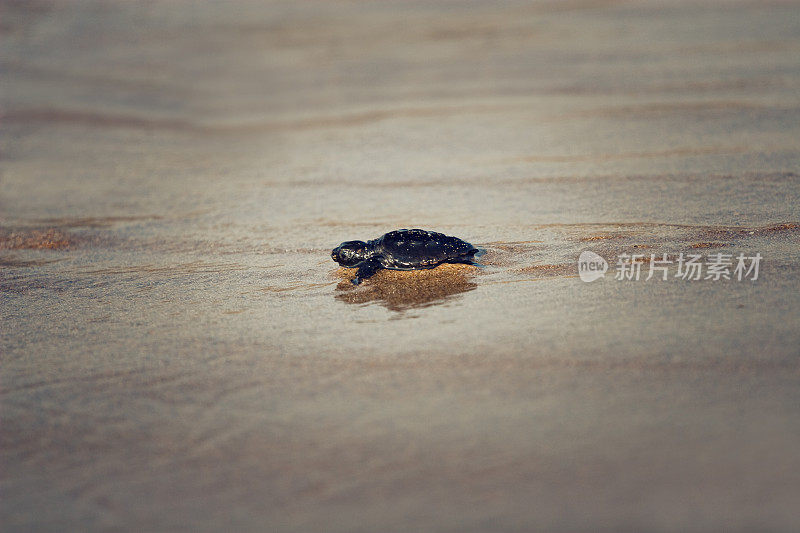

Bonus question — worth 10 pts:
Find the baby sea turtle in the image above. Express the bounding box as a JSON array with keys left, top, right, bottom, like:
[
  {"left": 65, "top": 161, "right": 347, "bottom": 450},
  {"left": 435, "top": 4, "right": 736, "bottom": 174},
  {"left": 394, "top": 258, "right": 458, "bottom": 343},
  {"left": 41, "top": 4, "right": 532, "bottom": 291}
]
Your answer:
[{"left": 331, "top": 229, "right": 479, "bottom": 284}]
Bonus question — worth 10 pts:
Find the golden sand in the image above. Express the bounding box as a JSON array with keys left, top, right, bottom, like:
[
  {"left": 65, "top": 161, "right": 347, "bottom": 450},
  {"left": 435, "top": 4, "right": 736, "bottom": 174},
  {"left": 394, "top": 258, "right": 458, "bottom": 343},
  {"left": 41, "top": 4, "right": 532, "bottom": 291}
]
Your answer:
[
  {"left": 0, "top": 229, "right": 71, "bottom": 250},
  {"left": 333, "top": 264, "right": 479, "bottom": 311}
]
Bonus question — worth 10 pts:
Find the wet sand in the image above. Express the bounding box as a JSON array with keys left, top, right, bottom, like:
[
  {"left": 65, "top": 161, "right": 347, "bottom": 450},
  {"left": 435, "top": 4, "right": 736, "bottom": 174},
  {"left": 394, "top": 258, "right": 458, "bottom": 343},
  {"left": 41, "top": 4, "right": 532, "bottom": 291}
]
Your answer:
[{"left": 2, "top": 1, "right": 800, "bottom": 531}]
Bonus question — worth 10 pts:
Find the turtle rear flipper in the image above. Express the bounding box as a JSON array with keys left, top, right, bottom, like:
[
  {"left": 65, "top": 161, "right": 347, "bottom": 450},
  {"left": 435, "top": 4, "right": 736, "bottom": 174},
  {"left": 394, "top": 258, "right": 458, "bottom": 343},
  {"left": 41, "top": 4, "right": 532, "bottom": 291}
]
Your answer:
[
  {"left": 445, "top": 257, "right": 477, "bottom": 266},
  {"left": 444, "top": 247, "right": 480, "bottom": 265},
  {"left": 353, "top": 257, "right": 383, "bottom": 284}
]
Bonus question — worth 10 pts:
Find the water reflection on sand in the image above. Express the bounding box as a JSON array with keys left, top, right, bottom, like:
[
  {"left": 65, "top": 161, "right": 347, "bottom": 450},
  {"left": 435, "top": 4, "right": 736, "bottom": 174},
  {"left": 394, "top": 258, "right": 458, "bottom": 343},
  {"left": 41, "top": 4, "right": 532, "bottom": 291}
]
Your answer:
[{"left": 334, "top": 264, "right": 479, "bottom": 312}]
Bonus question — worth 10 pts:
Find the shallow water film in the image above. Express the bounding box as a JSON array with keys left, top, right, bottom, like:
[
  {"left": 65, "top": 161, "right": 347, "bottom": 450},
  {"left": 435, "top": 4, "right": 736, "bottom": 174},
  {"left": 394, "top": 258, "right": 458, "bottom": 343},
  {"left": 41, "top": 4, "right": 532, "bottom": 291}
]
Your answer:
[{"left": 2, "top": 1, "right": 800, "bottom": 531}]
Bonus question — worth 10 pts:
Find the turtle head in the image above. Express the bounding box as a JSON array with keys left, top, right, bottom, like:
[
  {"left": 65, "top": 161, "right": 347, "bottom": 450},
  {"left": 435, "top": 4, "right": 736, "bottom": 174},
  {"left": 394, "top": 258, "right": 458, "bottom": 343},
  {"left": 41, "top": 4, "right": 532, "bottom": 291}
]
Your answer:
[{"left": 331, "top": 240, "right": 370, "bottom": 267}]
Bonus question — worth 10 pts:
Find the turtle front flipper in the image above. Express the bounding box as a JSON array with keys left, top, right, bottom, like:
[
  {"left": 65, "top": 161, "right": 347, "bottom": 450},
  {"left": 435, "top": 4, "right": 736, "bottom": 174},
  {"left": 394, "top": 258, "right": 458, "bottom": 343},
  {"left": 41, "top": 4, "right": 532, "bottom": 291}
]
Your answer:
[{"left": 353, "top": 257, "right": 382, "bottom": 285}]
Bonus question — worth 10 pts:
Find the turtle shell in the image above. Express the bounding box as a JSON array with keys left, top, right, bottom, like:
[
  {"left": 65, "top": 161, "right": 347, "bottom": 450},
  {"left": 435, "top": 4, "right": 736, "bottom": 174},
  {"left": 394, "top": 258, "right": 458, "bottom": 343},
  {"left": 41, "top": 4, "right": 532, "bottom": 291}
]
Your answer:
[{"left": 375, "top": 229, "right": 477, "bottom": 270}]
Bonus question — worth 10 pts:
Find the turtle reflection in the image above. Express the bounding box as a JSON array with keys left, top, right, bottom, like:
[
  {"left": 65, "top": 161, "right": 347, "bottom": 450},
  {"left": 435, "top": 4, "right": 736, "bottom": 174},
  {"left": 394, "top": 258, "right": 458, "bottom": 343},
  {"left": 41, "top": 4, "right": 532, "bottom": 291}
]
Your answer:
[{"left": 334, "top": 263, "right": 478, "bottom": 312}]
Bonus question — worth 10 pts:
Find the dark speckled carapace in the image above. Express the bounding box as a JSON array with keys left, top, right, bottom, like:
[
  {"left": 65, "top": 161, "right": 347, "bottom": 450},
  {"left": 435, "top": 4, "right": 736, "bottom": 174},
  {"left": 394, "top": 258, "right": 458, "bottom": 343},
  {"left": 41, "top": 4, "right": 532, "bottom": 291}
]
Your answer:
[{"left": 331, "top": 229, "right": 479, "bottom": 284}]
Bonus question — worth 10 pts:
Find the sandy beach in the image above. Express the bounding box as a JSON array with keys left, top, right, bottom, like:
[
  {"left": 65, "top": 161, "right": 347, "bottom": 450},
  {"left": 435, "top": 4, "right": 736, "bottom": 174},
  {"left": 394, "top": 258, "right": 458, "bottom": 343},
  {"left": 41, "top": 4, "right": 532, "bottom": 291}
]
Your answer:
[{"left": 2, "top": 1, "right": 800, "bottom": 531}]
